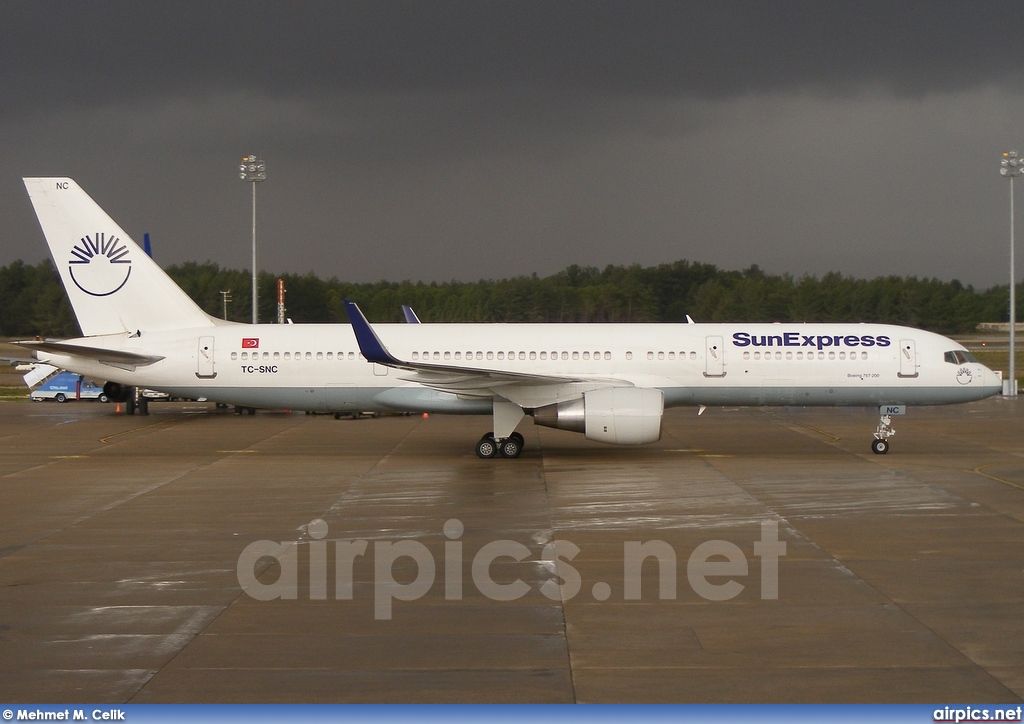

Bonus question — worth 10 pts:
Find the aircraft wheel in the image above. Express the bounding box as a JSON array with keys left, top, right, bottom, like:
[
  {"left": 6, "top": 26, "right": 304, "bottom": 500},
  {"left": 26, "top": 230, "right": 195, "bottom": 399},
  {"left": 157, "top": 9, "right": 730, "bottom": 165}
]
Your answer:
[
  {"left": 99, "top": 394, "right": 109, "bottom": 403},
  {"left": 476, "top": 436, "right": 497, "bottom": 459},
  {"left": 871, "top": 439, "right": 889, "bottom": 455},
  {"left": 55, "top": 393, "right": 66, "bottom": 403},
  {"left": 511, "top": 432, "right": 525, "bottom": 446},
  {"left": 498, "top": 436, "right": 523, "bottom": 458}
]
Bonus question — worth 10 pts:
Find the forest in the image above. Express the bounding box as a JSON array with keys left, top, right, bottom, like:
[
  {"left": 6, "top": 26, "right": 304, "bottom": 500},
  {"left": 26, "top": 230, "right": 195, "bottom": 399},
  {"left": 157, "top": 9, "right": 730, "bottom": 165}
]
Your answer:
[{"left": 0, "top": 257, "right": 1014, "bottom": 338}]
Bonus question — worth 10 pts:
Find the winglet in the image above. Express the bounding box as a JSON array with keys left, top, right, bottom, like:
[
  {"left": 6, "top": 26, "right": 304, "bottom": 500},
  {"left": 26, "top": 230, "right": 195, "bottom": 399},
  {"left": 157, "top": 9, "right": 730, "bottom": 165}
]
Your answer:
[
  {"left": 343, "top": 300, "right": 404, "bottom": 366},
  {"left": 402, "top": 305, "right": 421, "bottom": 324}
]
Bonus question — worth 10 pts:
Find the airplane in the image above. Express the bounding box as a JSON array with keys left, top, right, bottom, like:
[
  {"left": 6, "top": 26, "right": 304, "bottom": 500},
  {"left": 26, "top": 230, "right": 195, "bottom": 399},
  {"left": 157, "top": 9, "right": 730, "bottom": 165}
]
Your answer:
[{"left": 17, "top": 177, "right": 1003, "bottom": 458}]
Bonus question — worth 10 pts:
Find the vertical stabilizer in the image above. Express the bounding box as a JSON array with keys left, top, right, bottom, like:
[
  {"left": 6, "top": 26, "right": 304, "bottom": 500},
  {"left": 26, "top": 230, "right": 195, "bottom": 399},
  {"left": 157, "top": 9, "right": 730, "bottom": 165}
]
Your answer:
[{"left": 23, "top": 178, "right": 215, "bottom": 336}]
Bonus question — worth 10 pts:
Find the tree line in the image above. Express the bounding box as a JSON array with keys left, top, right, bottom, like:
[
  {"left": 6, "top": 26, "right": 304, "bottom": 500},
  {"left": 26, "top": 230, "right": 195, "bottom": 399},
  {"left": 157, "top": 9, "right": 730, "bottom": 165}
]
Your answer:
[{"left": 0, "top": 258, "right": 1014, "bottom": 338}]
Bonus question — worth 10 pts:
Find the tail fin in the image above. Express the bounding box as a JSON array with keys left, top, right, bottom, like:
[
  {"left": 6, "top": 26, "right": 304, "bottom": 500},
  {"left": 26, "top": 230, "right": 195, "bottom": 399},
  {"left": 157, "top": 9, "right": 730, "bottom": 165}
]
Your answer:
[{"left": 23, "top": 178, "right": 216, "bottom": 337}]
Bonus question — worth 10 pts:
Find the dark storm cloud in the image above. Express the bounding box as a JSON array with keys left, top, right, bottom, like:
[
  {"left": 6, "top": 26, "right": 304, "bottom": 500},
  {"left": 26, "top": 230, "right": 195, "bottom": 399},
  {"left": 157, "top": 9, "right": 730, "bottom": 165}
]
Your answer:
[
  {"left": 4, "top": 1, "right": 1024, "bottom": 288},
  {"left": 5, "top": 0, "right": 1024, "bottom": 120}
]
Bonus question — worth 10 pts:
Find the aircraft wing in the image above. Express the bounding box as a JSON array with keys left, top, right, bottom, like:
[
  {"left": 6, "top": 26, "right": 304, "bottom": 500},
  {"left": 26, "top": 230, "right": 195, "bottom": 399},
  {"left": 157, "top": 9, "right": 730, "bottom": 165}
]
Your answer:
[
  {"left": 14, "top": 340, "right": 165, "bottom": 371},
  {"left": 344, "top": 300, "right": 625, "bottom": 397}
]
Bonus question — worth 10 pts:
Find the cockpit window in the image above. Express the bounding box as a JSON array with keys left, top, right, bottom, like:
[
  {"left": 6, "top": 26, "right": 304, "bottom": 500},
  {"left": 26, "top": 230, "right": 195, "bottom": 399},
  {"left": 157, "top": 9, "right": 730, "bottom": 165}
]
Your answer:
[{"left": 944, "top": 350, "right": 978, "bottom": 365}]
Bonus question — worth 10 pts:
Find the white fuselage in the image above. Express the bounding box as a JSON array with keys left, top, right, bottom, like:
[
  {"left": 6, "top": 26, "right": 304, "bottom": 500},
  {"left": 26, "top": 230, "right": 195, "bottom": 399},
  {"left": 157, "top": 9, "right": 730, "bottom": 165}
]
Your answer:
[{"left": 38, "top": 321, "right": 1002, "bottom": 414}]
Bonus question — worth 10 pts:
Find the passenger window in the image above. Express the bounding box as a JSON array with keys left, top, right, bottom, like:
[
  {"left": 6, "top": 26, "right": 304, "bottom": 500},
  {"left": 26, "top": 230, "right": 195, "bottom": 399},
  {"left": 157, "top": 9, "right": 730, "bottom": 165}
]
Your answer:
[
  {"left": 529, "top": 351, "right": 536, "bottom": 360},
  {"left": 497, "top": 352, "right": 504, "bottom": 360},
  {"left": 571, "top": 351, "right": 578, "bottom": 360},
  {"left": 647, "top": 351, "right": 654, "bottom": 360},
  {"left": 274, "top": 352, "right": 280, "bottom": 360},
  {"left": 444, "top": 351, "right": 451, "bottom": 360},
  {"left": 625, "top": 351, "right": 632, "bottom": 360},
  {"left": 231, "top": 352, "right": 238, "bottom": 360},
  {"left": 412, "top": 352, "right": 419, "bottom": 360},
  {"left": 605, "top": 352, "right": 612, "bottom": 360},
  {"left": 540, "top": 352, "right": 547, "bottom": 360},
  {"left": 583, "top": 351, "right": 590, "bottom": 360}
]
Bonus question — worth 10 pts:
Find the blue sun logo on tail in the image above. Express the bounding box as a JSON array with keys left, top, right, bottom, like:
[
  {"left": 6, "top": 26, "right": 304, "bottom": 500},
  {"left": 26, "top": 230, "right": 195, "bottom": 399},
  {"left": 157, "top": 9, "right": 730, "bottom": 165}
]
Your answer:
[{"left": 69, "top": 232, "right": 132, "bottom": 296}]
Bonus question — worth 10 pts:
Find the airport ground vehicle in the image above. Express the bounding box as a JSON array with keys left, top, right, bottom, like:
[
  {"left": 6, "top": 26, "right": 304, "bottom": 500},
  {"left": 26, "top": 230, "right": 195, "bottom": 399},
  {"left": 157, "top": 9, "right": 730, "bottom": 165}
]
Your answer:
[{"left": 29, "top": 372, "right": 108, "bottom": 403}]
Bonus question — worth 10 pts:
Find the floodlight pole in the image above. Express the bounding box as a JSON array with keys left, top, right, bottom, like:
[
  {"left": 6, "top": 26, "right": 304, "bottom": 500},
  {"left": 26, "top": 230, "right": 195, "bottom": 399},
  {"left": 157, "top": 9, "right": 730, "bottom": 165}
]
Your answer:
[
  {"left": 239, "top": 155, "right": 267, "bottom": 324},
  {"left": 1001, "top": 151, "right": 1022, "bottom": 396},
  {"left": 220, "top": 290, "right": 232, "bottom": 321}
]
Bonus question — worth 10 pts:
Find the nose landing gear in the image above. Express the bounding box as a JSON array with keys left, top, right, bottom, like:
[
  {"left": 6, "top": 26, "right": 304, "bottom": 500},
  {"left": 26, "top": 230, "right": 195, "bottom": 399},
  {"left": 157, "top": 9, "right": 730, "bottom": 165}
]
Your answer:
[{"left": 872, "top": 414, "right": 895, "bottom": 454}]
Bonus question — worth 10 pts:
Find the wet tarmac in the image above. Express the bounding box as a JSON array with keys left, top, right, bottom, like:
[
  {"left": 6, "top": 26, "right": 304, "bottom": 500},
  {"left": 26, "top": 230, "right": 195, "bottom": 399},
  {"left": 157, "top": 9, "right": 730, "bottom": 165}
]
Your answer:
[{"left": 0, "top": 398, "right": 1022, "bottom": 703}]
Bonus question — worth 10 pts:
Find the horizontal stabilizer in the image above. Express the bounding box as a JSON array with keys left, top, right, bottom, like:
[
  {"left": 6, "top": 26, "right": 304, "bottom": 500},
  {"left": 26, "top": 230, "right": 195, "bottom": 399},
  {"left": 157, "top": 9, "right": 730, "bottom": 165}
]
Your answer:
[{"left": 15, "top": 340, "right": 165, "bottom": 370}]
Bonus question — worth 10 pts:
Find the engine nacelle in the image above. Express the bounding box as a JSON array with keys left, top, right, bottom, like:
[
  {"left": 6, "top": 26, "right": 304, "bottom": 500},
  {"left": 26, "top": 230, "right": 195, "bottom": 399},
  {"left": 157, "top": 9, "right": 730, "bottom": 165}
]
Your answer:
[
  {"left": 102, "top": 381, "right": 132, "bottom": 403},
  {"left": 533, "top": 387, "right": 664, "bottom": 445}
]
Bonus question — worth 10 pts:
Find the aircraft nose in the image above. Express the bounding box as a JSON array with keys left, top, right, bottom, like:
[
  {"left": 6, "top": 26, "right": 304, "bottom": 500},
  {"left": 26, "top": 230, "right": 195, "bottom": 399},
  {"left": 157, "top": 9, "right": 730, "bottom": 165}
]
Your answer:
[{"left": 984, "top": 366, "right": 1005, "bottom": 394}]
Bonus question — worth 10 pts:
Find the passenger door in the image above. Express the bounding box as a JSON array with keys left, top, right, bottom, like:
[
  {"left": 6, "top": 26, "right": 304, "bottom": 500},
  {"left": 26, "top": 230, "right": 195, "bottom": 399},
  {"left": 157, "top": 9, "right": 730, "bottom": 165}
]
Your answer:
[
  {"left": 898, "top": 338, "right": 918, "bottom": 378},
  {"left": 704, "top": 335, "right": 726, "bottom": 377},
  {"left": 197, "top": 336, "right": 217, "bottom": 379}
]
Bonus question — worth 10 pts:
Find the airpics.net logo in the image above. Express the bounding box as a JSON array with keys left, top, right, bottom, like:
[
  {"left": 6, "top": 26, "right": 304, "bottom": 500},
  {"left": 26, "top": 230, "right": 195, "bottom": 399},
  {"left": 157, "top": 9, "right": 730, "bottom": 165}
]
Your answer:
[
  {"left": 69, "top": 232, "right": 132, "bottom": 297},
  {"left": 237, "top": 518, "right": 787, "bottom": 620}
]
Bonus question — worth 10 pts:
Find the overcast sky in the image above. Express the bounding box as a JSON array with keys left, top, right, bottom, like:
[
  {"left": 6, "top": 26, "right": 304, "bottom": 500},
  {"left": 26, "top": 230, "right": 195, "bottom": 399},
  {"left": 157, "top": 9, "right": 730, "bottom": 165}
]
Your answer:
[{"left": 4, "top": 1, "right": 1024, "bottom": 287}]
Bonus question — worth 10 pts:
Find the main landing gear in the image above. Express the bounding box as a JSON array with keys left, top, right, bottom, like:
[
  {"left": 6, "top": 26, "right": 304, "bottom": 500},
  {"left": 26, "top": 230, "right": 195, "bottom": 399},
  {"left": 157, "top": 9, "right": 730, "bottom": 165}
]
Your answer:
[
  {"left": 476, "top": 399, "right": 528, "bottom": 459},
  {"left": 872, "top": 414, "right": 895, "bottom": 454},
  {"left": 476, "top": 431, "right": 525, "bottom": 459}
]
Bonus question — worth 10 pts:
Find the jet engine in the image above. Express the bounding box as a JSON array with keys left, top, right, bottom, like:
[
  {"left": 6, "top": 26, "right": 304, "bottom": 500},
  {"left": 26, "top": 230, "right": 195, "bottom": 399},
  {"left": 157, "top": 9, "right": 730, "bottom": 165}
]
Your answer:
[
  {"left": 102, "top": 381, "right": 132, "bottom": 403},
  {"left": 532, "top": 387, "right": 664, "bottom": 445}
]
